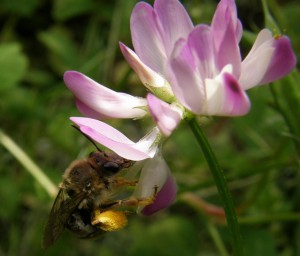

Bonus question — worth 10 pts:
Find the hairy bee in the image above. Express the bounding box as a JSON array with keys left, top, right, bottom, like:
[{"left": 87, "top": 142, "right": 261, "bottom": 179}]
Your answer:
[
  {"left": 42, "top": 124, "right": 159, "bottom": 249},
  {"left": 42, "top": 149, "right": 135, "bottom": 249}
]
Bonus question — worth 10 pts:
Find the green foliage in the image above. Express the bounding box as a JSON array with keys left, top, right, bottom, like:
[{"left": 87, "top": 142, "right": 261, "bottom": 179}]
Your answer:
[
  {"left": 0, "top": 43, "right": 28, "bottom": 91},
  {"left": 53, "top": 0, "right": 94, "bottom": 21},
  {"left": 0, "top": 0, "right": 299, "bottom": 255},
  {"left": 1, "top": 0, "right": 40, "bottom": 16},
  {"left": 128, "top": 217, "right": 199, "bottom": 256}
]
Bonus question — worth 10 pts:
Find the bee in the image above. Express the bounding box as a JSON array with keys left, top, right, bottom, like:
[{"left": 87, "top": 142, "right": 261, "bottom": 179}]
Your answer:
[{"left": 42, "top": 127, "right": 156, "bottom": 249}]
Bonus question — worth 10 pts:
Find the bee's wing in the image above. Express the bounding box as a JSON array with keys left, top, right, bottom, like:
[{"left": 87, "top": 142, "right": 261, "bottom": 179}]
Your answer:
[{"left": 42, "top": 189, "right": 85, "bottom": 249}]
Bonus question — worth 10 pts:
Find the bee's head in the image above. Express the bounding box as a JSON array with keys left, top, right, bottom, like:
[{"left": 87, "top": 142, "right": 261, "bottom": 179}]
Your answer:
[{"left": 88, "top": 151, "right": 132, "bottom": 177}]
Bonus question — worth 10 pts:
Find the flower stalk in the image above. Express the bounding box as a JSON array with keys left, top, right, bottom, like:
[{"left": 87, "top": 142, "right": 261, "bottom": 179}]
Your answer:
[
  {"left": 0, "top": 128, "right": 58, "bottom": 198},
  {"left": 186, "top": 117, "right": 244, "bottom": 256}
]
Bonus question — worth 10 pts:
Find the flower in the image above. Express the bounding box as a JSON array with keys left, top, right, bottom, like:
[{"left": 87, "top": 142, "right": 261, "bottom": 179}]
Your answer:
[
  {"left": 121, "top": 0, "right": 296, "bottom": 131},
  {"left": 70, "top": 117, "right": 176, "bottom": 214},
  {"left": 64, "top": 0, "right": 296, "bottom": 137},
  {"left": 63, "top": 0, "right": 296, "bottom": 214}
]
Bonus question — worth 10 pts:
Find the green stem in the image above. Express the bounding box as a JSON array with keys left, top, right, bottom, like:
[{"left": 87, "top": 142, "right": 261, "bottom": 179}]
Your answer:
[
  {"left": 0, "top": 129, "right": 58, "bottom": 198},
  {"left": 206, "top": 220, "right": 230, "bottom": 256},
  {"left": 179, "top": 192, "right": 229, "bottom": 256},
  {"left": 187, "top": 117, "right": 244, "bottom": 256}
]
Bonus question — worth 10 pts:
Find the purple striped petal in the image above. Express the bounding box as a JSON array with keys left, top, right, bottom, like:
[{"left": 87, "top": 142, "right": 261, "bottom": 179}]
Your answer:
[
  {"left": 188, "top": 25, "right": 216, "bottom": 79},
  {"left": 130, "top": 0, "right": 193, "bottom": 76},
  {"left": 154, "top": 0, "right": 193, "bottom": 55},
  {"left": 211, "top": 0, "right": 242, "bottom": 78},
  {"left": 130, "top": 2, "right": 167, "bottom": 74},
  {"left": 70, "top": 117, "right": 159, "bottom": 161},
  {"left": 169, "top": 26, "right": 217, "bottom": 114},
  {"left": 211, "top": 0, "right": 243, "bottom": 43},
  {"left": 147, "top": 94, "right": 183, "bottom": 137},
  {"left": 64, "top": 71, "right": 147, "bottom": 119},
  {"left": 169, "top": 38, "right": 205, "bottom": 114}
]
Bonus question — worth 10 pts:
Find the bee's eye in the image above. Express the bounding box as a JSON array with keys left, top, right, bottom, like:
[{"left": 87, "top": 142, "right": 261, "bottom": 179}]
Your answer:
[
  {"left": 67, "top": 189, "right": 76, "bottom": 197},
  {"left": 71, "top": 168, "right": 80, "bottom": 176},
  {"left": 103, "top": 162, "right": 121, "bottom": 175}
]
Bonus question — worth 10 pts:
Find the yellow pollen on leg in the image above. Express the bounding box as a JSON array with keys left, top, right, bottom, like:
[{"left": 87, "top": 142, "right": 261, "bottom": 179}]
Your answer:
[{"left": 92, "top": 209, "right": 128, "bottom": 232}]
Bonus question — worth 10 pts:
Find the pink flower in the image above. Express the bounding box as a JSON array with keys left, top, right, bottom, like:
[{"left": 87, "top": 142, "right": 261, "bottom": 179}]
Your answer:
[
  {"left": 65, "top": 0, "right": 296, "bottom": 137},
  {"left": 63, "top": 0, "right": 296, "bottom": 214},
  {"left": 121, "top": 0, "right": 296, "bottom": 130}
]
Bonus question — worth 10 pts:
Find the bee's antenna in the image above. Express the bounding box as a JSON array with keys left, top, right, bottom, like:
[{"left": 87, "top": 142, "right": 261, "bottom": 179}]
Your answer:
[{"left": 71, "top": 124, "right": 103, "bottom": 152}]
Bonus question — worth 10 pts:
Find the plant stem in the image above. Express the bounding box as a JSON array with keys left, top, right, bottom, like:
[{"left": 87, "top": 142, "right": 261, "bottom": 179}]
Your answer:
[
  {"left": 187, "top": 117, "right": 244, "bottom": 256},
  {"left": 0, "top": 128, "right": 58, "bottom": 198},
  {"left": 206, "top": 219, "right": 230, "bottom": 256},
  {"left": 179, "top": 192, "right": 229, "bottom": 256}
]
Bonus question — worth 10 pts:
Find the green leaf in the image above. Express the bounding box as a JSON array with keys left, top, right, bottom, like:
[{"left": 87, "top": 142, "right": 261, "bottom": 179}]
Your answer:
[
  {"left": 1, "top": 0, "right": 40, "bottom": 16},
  {"left": 244, "top": 228, "right": 277, "bottom": 256},
  {"left": 261, "top": 0, "right": 281, "bottom": 33},
  {"left": 128, "top": 217, "right": 199, "bottom": 256},
  {"left": 38, "top": 27, "right": 79, "bottom": 72},
  {"left": 0, "top": 43, "right": 28, "bottom": 91},
  {"left": 270, "top": 71, "right": 300, "bottom": 155},
  {"left": 53, "top": 0, "right": 94, "bottom": 21}
]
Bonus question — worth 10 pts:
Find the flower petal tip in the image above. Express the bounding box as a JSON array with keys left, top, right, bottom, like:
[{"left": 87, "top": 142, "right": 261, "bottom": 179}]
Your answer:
[
  {"left": 141, "top": 174, "right": 177, "bottom": 216},
  {"left": 147, "top": 94, "right": 182, "bottom": 137}
]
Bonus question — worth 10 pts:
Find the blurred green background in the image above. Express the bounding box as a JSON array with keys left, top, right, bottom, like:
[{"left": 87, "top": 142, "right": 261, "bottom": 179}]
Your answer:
[{"left": 0, "top": 0, "right": 300, "bottom": 255}]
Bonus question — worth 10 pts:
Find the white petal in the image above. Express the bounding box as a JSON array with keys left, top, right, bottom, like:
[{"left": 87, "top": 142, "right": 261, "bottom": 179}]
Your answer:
[
  {"left": 134, "top": 154, "right": 177, "bottom": 215},
  {"left": 239, "top": 29, "right": 274, "bottom": 89},
  {"left": 119, "top": 43, "right": 169, "bottom": 89},
  {"left": 204, "top": 65, "right": 250, "bottom": 116}
]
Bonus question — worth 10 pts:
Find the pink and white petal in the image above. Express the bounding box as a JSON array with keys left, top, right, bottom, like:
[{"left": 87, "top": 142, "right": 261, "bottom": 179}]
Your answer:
[
  {"left": 211, "top": 0, "right": 243, "bottom": 43},
  {"left": 154, "top": 0, "right": 193, "bottom": 55},
  {"left": 239, "top": 50, "right": 274, "bottom": 90},
  {"left": 133, "top": 127, "right": 161, "bottom": 159},
  {"left": 119, "top": 43, "right": 168, "bottom": 88},
  {"left": 187, "top": 25, "right": 216, "bottom": 79},
  {"left": 147, "top": 94, "right": 182, "bottom": 137},
  {"left": 134, "top": 155, "right": 177, "bottom": 215},
  {"left": 259, "top": 35, "right": 297, "bottom": 85},
  {"left": 64, "top": 71, "right": 147, "bottom": 119},
  {"left": 244, "top": 29, "right": 273, "bottom": 56},
  {"left": 204, "top": 65, "right": 250, "bottom": 116},
  {"left": 213, "top": 17, "right": 241, "bottom": 77},
  {"left": 169, "top": 39, "right": 205, "bottom": 114},
  {"left": 70, "top": 117, "right": 157, "bottom": 161},
  {"left": 130, "top": 2, "right": 167, "bottom": 74},
  {"left": 239, "top": 29, "right": 277, "bottom": 89},
  {"left": 141, "top": 173, "right": 177, "bottom": 216},
  {"left": 75, "top": 99, "right": 110, "bottom": 119}
]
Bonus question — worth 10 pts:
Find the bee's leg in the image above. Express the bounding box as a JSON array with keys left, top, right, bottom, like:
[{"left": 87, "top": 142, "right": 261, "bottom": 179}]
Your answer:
[
  {"left": 112, "top": 178, "right": 138, "bottom": 188},
  {"left": 117, "top": 185, "right": 159, "bottom": 208},
  {"left": 99, "top": 185, "right": 158, "bottom": 211}
]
